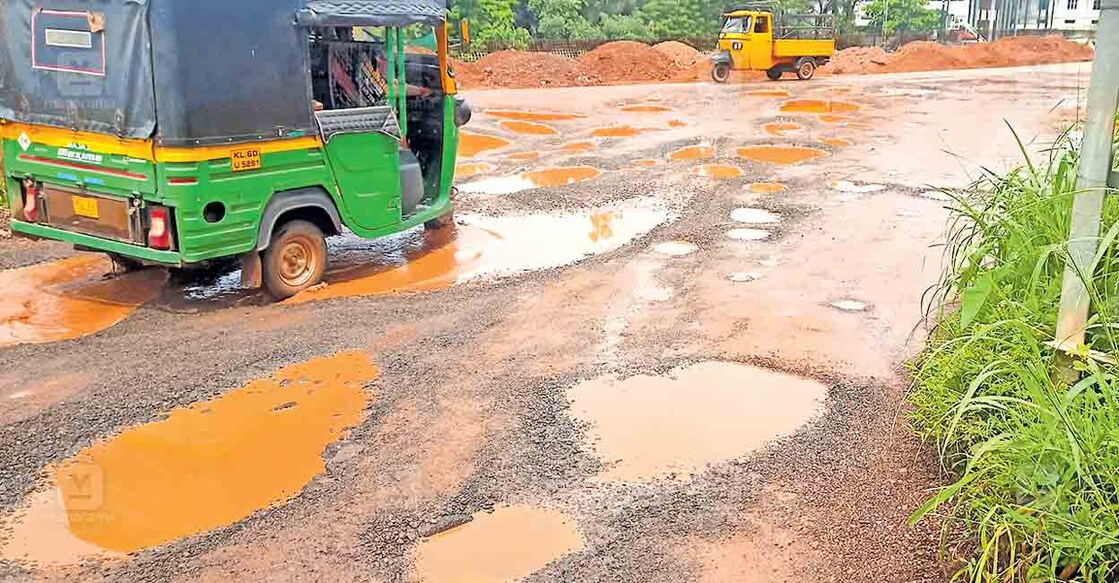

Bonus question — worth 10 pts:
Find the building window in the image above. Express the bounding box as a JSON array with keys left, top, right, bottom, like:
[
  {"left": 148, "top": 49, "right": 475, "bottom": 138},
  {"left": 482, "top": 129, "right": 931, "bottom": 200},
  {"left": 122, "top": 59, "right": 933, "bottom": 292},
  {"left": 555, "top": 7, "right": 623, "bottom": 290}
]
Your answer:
[
  {"left": 1093, "top": 0, "right": 1101, "bottom": 9},
  {"left": 1092, "top": 18, "right": 1099, "bottom": 23},
  {"left": 1065, "top": 18, "right": 1077, "bottom": 23},
  {"left": 1067, "top": 0, "right": 1077, "bottom": 10}
]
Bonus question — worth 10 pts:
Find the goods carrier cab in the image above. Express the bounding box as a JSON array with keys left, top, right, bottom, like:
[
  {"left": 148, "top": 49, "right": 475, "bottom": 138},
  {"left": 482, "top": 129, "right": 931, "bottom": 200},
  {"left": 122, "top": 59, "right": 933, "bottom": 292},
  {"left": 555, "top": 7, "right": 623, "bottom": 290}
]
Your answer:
[
  {"left": 1, "top": 0, "right": 471, "bottom": 298},
  {"left": 711, "top": 2, "right": 836, "bottom": 82}
]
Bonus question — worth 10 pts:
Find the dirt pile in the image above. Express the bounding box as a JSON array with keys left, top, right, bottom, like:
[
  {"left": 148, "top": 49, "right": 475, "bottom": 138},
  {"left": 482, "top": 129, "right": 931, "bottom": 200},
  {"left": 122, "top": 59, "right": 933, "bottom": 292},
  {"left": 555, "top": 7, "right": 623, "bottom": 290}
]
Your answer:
[
  {"left": 578, "top": 41, "right": 677, "bottom": 84},
  {"left": 823, "top": 35, "right": 1092, "bottom": 75},
  {"left": 455, "top": 51, "right": 593, "bottom": 88},
  {"left": 654, "top": 41, "right": 702, "bottom": 67}
]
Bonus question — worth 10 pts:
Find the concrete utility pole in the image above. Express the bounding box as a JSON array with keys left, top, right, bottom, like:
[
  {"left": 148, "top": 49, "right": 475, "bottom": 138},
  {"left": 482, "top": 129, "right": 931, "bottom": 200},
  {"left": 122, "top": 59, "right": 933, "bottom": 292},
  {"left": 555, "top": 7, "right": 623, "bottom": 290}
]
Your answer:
[{"left": 1054, "top": 0, "right": 1119, "bottom": 357}]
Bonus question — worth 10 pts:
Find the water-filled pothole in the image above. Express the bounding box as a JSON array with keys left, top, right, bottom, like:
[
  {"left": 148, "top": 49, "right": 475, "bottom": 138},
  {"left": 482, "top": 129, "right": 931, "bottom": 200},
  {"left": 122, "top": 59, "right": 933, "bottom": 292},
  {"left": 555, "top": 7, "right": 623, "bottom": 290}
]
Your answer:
[
  {"left": 731, "top": 208, "right": 780, "bottom": 224},
  {"left": 763, "top": 122, "right": 803, "bottom": 137},
  {"left": 561, "top": 141, "right": 597, "bottom": 153},
  {"left": 568, "top": 362, "right": 827, "bottom": 481},
  {"left": 747, "top": 182, "right": 788, "bottom": 194},
  {"left": 486, "top": 110, "right": 584, "bottom": 121},
  {"left": 459, "top": 133, "right": 511, "bottom": 158},
  {"left": 0, "top": 255, "right": 165, "bottom": 348},
  {"left": 633, "top": 159, "right": 660, "bottom": 167},
  {"left": 780, "top": 99, "right": 861, "bottom": 115},
  {"left": 506, "top": 151, "right": 541, "bottom": 161},
  {"left": 0, "top": 352, "right": 377, "bottom": 565},
  {"left": 622, "top": 105, "right": 672, "bottom": 112},
  {"left": 745, "top": 89, "right": 791, "bottom": 98},
  {"left": 691, "top": 164, "right": 743, "bottom": 179},
  {"left": 455, "top": 162, "right": 493, "bottom": 179},
  {"left": 411, "top": 505, "right": 583, "bottom": 583},
  {"left": 653, "top": 241, "right": 698, "bottom": 256},
  {"left": 591, "top": 125, "right": 643, "bottom": 138},
  {"left": 727, "top": 228, "right": 771, "bottom": 241},
  {"left": 499, "top": 120, "right": 557, "bottom": 136},
  {"left": 819, "top": 137, "right": 853, "bottom": 147},
  {"left": 668, "top": 145, "right": 715, "bottom": 161},
  {"left": 737, "top": 146, "right": 829, "bottom": 165},
  {"left": 461, "top": 166, "right": 602, "bottom": 194}
]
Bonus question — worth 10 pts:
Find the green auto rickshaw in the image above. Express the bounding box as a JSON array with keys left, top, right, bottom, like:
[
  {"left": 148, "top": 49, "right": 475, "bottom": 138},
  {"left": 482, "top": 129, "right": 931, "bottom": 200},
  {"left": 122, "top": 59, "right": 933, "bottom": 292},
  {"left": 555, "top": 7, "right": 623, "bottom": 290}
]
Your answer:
[{"left": 1, "top": 0, "right": 471, "bottom": 298}]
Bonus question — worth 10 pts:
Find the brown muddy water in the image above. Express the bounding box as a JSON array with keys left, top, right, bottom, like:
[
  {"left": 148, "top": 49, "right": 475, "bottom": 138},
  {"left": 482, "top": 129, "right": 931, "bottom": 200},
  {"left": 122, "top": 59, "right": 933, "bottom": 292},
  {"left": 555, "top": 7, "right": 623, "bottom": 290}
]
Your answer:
[
  {"left": 668, "top": 145, "right": 715, "bottom": 161},
  {"left": 454, "top": 162, "right": 493, "bottom": 179},
  {"left": 485, "top": 110, "right": 585, "bottom": 122},
  {"left": 591, "top": 125, "right": 643, "bottom": 138},
  {"left": 567, "top": 362, "right": 827, "bottom": 482},
  {"left": 461, "top": 166, "right": 603, "bottom": 195},
  {"left": 0, "top": 255, "right": 165, "bottom": 348},
  {"left": 819, "top": 137, "right": 853, "bottom": 147},
  {"left": 561, "top": 141, "right": 597, "bottom": 153},
  {"left": 0, "top": 352, "right": 378, "bottom": 565},
  {"left": 691, "top": 164, "right": 744, "bottom": 179},
  {"left": 763, "top": 122, "right": 803, "bottom": 137},
  {"left": 499, "top": 120, "right": 558, "bottom": 136},
  {"left": 737, "top": 146, "right": 829, "bottom": 165},
  {"left": 458, "top": 133, "right": 511, "bottom": 158},
  {"left": 621, "top": 105, "right": 672, "bottom": 113},
  {"left": 747, "top": 182, "right": 788, "bottom": 194},
  {"left": 780, "top": 99, "right": 861, "bottom": 115},
  {"left": 506, "top": 151, "right": 541, "bottom": 161},
  {"left": 745, "top": 89, "right": 791, "bottom": 98},
  {"left": 410, "top": 505, "right": 583, "bottom": 583}
]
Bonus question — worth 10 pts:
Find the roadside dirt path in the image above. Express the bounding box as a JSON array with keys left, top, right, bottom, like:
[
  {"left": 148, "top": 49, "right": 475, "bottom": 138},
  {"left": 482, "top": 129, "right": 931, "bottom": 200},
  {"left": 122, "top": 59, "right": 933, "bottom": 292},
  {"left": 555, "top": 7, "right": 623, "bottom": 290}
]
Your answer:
[{"left": 0, "top": 63, "right": 1091, "bottom": 582}]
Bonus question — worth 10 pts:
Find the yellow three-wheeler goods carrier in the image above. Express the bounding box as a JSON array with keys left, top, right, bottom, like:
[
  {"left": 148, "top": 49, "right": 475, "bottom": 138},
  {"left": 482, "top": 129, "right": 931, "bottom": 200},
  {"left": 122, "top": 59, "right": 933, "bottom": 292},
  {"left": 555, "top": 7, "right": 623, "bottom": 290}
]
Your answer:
[{"left": 711, "top": 3, "right": 836, "bottom": 82}]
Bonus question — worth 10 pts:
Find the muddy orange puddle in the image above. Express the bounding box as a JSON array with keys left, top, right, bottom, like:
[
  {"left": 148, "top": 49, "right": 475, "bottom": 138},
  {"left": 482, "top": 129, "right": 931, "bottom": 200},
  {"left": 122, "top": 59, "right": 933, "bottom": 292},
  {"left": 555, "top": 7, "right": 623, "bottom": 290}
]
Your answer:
[
  {"left": 668, "top": 145, "right": 715, "bottom": 161},
  {"left": 459, "top": 132, "right": 511, "bottom": 157},
  {"left": 667, "top": 119, "right": 686, "bottom": 128},
  {"left": 621, "top": 105, "right": 672, "bottom": 112},
  {"left": 0, "top": 255, "right": 165, "bottom": 348},
  {"left": 524, "top": 166, "right": 602, "bottom": 187},
  {"left": 819, "top": 114, "right": 851, "bottom": 123},
  {"left": 633, "top": 159, "right": 659, "bottom": 167},
  {"left": 0, "top": 352, "right": 378, "bottom": 564},
  {"left": 591, "top": 125, "right": 642, "bottom": 138},
  {"left": 506, "top": 151, "right": 541, "bottom": 161},
  {"left": 748, "top": 182, "right": 788, "bottom": 194},
  {"left": 745, "top": 89, "right": 790, "bottom": 97},
  {"left": 455, "top": 162, "right": 493, "bottom": 178},
  {"left": 561, "top": 141, "right": 596, "bottom": 153},
  {"left": 412, "top": 505, "right": 583, "bottom": 583},
  {"left": 691, "top": 164, "right": 743, "bottom": 179},
  {"left": 568, "top": 362, "right": 826, "bottom": 481},
  {"left": 737, "top": 145, "right": 829, "bottom": 165},
  {"left": 499, "top": 120, "right": 557, "bottom": 135},
  {"left": 763, "top": 122, "right": 803, "bottom": 137},
  {"left": 819, "top": 137, "right": 853, "bottom": 147},
  {"left": 486, "top": 109, "right": 585, "bottom": 122},
  {"left": 780, "top": 99, "right": 860, "bottom": 115}
]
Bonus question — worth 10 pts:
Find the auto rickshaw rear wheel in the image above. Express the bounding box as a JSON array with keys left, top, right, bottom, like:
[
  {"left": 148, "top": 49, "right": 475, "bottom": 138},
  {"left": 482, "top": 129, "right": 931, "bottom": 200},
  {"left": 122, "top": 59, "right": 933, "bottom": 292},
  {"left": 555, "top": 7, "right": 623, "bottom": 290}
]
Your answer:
[
  {"left": 424, "top": 208, "right": 455, "bottom": 230},
  {"left": 711, "top": 63, "right": 731, "bottom": 83},
  {"left": 766, "top": 68, "right": 783, "bottom": 81},
  {"left": 107, "top": 252, "right": 146, "bottom": 273},
  {"left": 796, "top": 58, "right": 817, "bottom": 80},
  {"left": 263, "top": 219, "right": 327, "bottom": 300}
]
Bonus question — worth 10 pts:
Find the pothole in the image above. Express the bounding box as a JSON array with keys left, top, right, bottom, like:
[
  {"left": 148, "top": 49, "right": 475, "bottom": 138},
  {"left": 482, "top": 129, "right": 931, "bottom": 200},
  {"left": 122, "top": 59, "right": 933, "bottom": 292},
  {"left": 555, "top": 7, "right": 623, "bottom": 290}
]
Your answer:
[
  {"left": 486, "top": 110, "right": 584, "bottom": 121},
  {"left": 779, "top": 99, "right": 861, "bottom": 115},
  {"left": 455, "top": 162, "right": 493, "bottom": 179},
  {"left": 621, "top": 105, "right": 672, "bottom": 112},
  {"left": 568, "top": 362, "right": 827, "bottom": 481},
  {"left": 282, "top": 198, "right": 669, "bottom": 304},
  {"left": 499, "top": 120, "right": 557, "bottom": 136},
  {"left": 745, "top": 89, "right": 791, "bottom": 98},
  {"left": 727, "top": 228, "right": 771, "bottom": 241},
  {"left": 818, "top": 114, "right": 851, "bottom": 123},
  {"left": 737, "top": 146, "right": 829, "bottom": 165},
  {"left": 633, "top": 159, "right": 660, "bottom": 167},
  {"left": 667, "top": 119, "right": 687, "bottom": 128},
  {"left": 0, "top": 352, "right": 377, "bottom": 565},
  {"left": 459, "top": 133, "right": 511, "bottom": 158},
  {"left": 561, "top": 141, "right": 597, "bottom": 153},
  {"left": 461, "top": 166, "right": 602, "bottom": 194},
  {"left": 0, "top": 255, "right": 166, "bottom": 348},
  {"left": 763, "top": 122, "right": 803, "bottom": 137},
  {"left": 831, "top": 299, "right": 868, "bottom": 312},
  {"left": 668, "top": 145, "right": 715, "bottom": 161},
  {"left": 411, "top": 505, "right": 583, "bottom": 583},
  {"left": 818, "top": 137, "right": 853, "bottom": 147},
  {"left": 591, "top": 125, "right": 643, "bottom": 138},
  {"left": 653, "top": 241, "right": 698, "bottom": 256},
  {"left": 731, "top": 208, "right": 780, "bottom": 224},
  {"left": 747, "top": 182, "right": 788, "bottom": 194},
  {"left": 505, "top": 151, "right": 541, "bottom": 161},
  {"left": 691, "top": 164, "right": 743, "bottom": 179}
]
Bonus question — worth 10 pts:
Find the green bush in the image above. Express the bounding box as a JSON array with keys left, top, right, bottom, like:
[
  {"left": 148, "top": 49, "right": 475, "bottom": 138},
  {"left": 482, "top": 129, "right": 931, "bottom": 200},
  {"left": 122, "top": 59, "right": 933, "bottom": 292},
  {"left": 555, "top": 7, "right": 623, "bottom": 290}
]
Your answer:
[
  {"left": 911, "top": 129, "right": 1119, "bottom": 582},
  {"left": 599, "top": 13, "right": 655, "bottom": 41}
]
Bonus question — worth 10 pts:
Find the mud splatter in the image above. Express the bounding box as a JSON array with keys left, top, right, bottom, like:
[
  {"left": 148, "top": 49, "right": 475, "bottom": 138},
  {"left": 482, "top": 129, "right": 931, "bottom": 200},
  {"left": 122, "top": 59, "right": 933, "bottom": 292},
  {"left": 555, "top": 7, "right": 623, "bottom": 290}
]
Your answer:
[
  {"left": 0, "top": 352, "right": 378, "bottom": 564},
  {"left": 0, "top": 255, "right": 165, "bottom": 348},
  {"left": 591, "top": 125, "right": 643, "bottom": 138},
  {"left": 780, "top": 99, "right": 860, "bottom": 115},
  {"left": 747, "top": 182, "right": 788, "bottom": 194},
  {"left": 736, "top": 146, "right": 829, "bottom": 165},
  {"left": 485, "top": 110, "right": 585, "bottom": 122},
  {"left": 499, "top": 120, "right": 558, "bottom": 136},
  {"left": 691, "top": 164, "right": 743, "bottom": 179},
  {"left": 459, "top": 133, "right": 511, "bottom": 158},
  {"left": 568, "top": 362, "right": 827, "bottom": 481},
  {"left": 411, "top": 505, "right": 583, "bottom": 583},
  {"left": 668, "top": 145, "right": 715, "bottom": 161},
  {"left": 455, "top": 162, "right": 494, "bottom": 179},
  {"left": 763, "top": 122, "right": 803, "bottom": 137}
]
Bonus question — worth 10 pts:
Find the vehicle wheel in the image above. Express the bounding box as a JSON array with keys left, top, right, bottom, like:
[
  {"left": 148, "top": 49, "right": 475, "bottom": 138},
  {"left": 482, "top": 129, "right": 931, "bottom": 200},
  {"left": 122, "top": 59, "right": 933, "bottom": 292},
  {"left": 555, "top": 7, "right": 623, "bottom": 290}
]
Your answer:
[
  {"left": 107, "top": 253, "right": 146, "bottom": 272},
  {"left": 766, "top": 67, "right": 783, "bottom": 81},
  {"left": 711, "top": 63, "right": 731, "bottom": 83},
  {"left": 795, "top": 58, "right": 817, "bottom": 80},
  {"left": 424, "top": 209, "right": 455, "bottom": 230},
  {"left": 262, "top": 219, "right": 327, "bottom": 300}
]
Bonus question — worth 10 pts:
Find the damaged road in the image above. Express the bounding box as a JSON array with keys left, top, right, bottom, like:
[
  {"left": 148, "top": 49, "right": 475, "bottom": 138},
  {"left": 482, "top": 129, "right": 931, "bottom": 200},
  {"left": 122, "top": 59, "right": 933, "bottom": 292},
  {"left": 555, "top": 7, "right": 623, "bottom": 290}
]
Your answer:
[{"left": 0, "top": 63, "right": 1091, "bottom": 582}]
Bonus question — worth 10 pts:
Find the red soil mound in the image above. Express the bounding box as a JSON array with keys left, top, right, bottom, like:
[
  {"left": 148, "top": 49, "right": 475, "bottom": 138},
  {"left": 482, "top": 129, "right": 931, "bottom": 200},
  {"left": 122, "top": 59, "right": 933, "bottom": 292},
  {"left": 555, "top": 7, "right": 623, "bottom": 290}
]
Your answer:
[
  {"left": 577, "top": 41, "right": 677, "bottom": 84},
  {"left": 456, "top": 50, "right": 592, "bottom": 88},
  {"left": 822, "top": 35, "right": 1092, "bottom": 75}
]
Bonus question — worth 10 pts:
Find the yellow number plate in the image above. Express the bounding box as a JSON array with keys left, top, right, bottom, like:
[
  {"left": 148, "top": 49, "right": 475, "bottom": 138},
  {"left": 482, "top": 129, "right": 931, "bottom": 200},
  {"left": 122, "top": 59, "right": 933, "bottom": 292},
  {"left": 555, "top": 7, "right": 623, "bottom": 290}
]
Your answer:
[
  {"left": 230, "top": 147, "right": 262, "bottom": 172},
  {"left": 71, "top": 196, "right": 100, "bottom": 219}
]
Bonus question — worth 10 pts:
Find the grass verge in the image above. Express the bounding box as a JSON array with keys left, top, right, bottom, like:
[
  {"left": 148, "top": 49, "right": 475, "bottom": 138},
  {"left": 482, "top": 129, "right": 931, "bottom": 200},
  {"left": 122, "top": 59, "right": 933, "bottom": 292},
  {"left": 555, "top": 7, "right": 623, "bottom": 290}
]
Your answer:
[{"left": 910, "top": 127, "right": 1119, "bottom": 582}]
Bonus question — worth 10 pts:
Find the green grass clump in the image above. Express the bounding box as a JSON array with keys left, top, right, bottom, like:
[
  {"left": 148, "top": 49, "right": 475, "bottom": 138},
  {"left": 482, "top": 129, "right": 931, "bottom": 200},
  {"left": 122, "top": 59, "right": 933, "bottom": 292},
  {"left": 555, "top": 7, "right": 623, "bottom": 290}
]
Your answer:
[{"left": 911, "top": 128, "right": 1119, "bottom": 582}]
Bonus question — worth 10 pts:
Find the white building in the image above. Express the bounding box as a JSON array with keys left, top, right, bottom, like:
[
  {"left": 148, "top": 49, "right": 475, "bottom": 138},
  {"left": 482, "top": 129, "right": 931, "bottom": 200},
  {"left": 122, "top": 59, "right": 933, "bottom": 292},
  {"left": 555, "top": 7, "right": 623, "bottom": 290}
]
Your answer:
[{"left": 1047, "top": 0, "right": 1101, "bottom": 30}]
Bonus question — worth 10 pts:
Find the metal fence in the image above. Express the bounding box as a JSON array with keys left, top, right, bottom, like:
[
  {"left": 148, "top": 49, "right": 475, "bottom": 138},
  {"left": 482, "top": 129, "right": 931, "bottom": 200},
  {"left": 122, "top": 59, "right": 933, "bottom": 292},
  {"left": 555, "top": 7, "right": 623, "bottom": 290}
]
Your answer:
[{"left": 452, "top": 37, "right": 717, "bottom": 62}]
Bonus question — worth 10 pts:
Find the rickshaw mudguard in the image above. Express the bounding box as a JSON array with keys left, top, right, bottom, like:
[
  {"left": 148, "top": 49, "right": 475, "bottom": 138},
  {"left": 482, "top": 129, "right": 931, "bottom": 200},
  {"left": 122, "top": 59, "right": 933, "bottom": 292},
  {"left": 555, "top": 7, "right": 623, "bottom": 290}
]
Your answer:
[{"left": 711, "top": 51, "right": 733, "bottom": 65}]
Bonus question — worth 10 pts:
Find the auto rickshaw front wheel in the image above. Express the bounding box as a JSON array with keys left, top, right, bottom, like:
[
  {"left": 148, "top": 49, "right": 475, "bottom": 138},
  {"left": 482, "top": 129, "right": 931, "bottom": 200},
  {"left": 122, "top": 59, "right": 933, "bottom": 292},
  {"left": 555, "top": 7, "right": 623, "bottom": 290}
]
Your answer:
[
  {"left": 263, "top": 219, "right": 327, "bottom": 300},
  {"left": 796, "top": 58, "right": 817, "bottom": 80},
  {"left": 711, "top": 63, "right": 731, "bottom": 83},
  {"left": 766, "top": 68, "right": 783, "bottom": 81}
]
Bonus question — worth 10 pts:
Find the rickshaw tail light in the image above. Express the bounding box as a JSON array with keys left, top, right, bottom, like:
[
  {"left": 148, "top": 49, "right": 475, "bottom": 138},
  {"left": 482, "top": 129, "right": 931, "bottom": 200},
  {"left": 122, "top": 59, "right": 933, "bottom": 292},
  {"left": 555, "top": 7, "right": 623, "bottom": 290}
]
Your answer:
[
  {"left": 148, "top": 206, "right": 172, "bottom": 250},
  {"left": 21, "top": 181, "right": 38, "bottom": 222}
]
